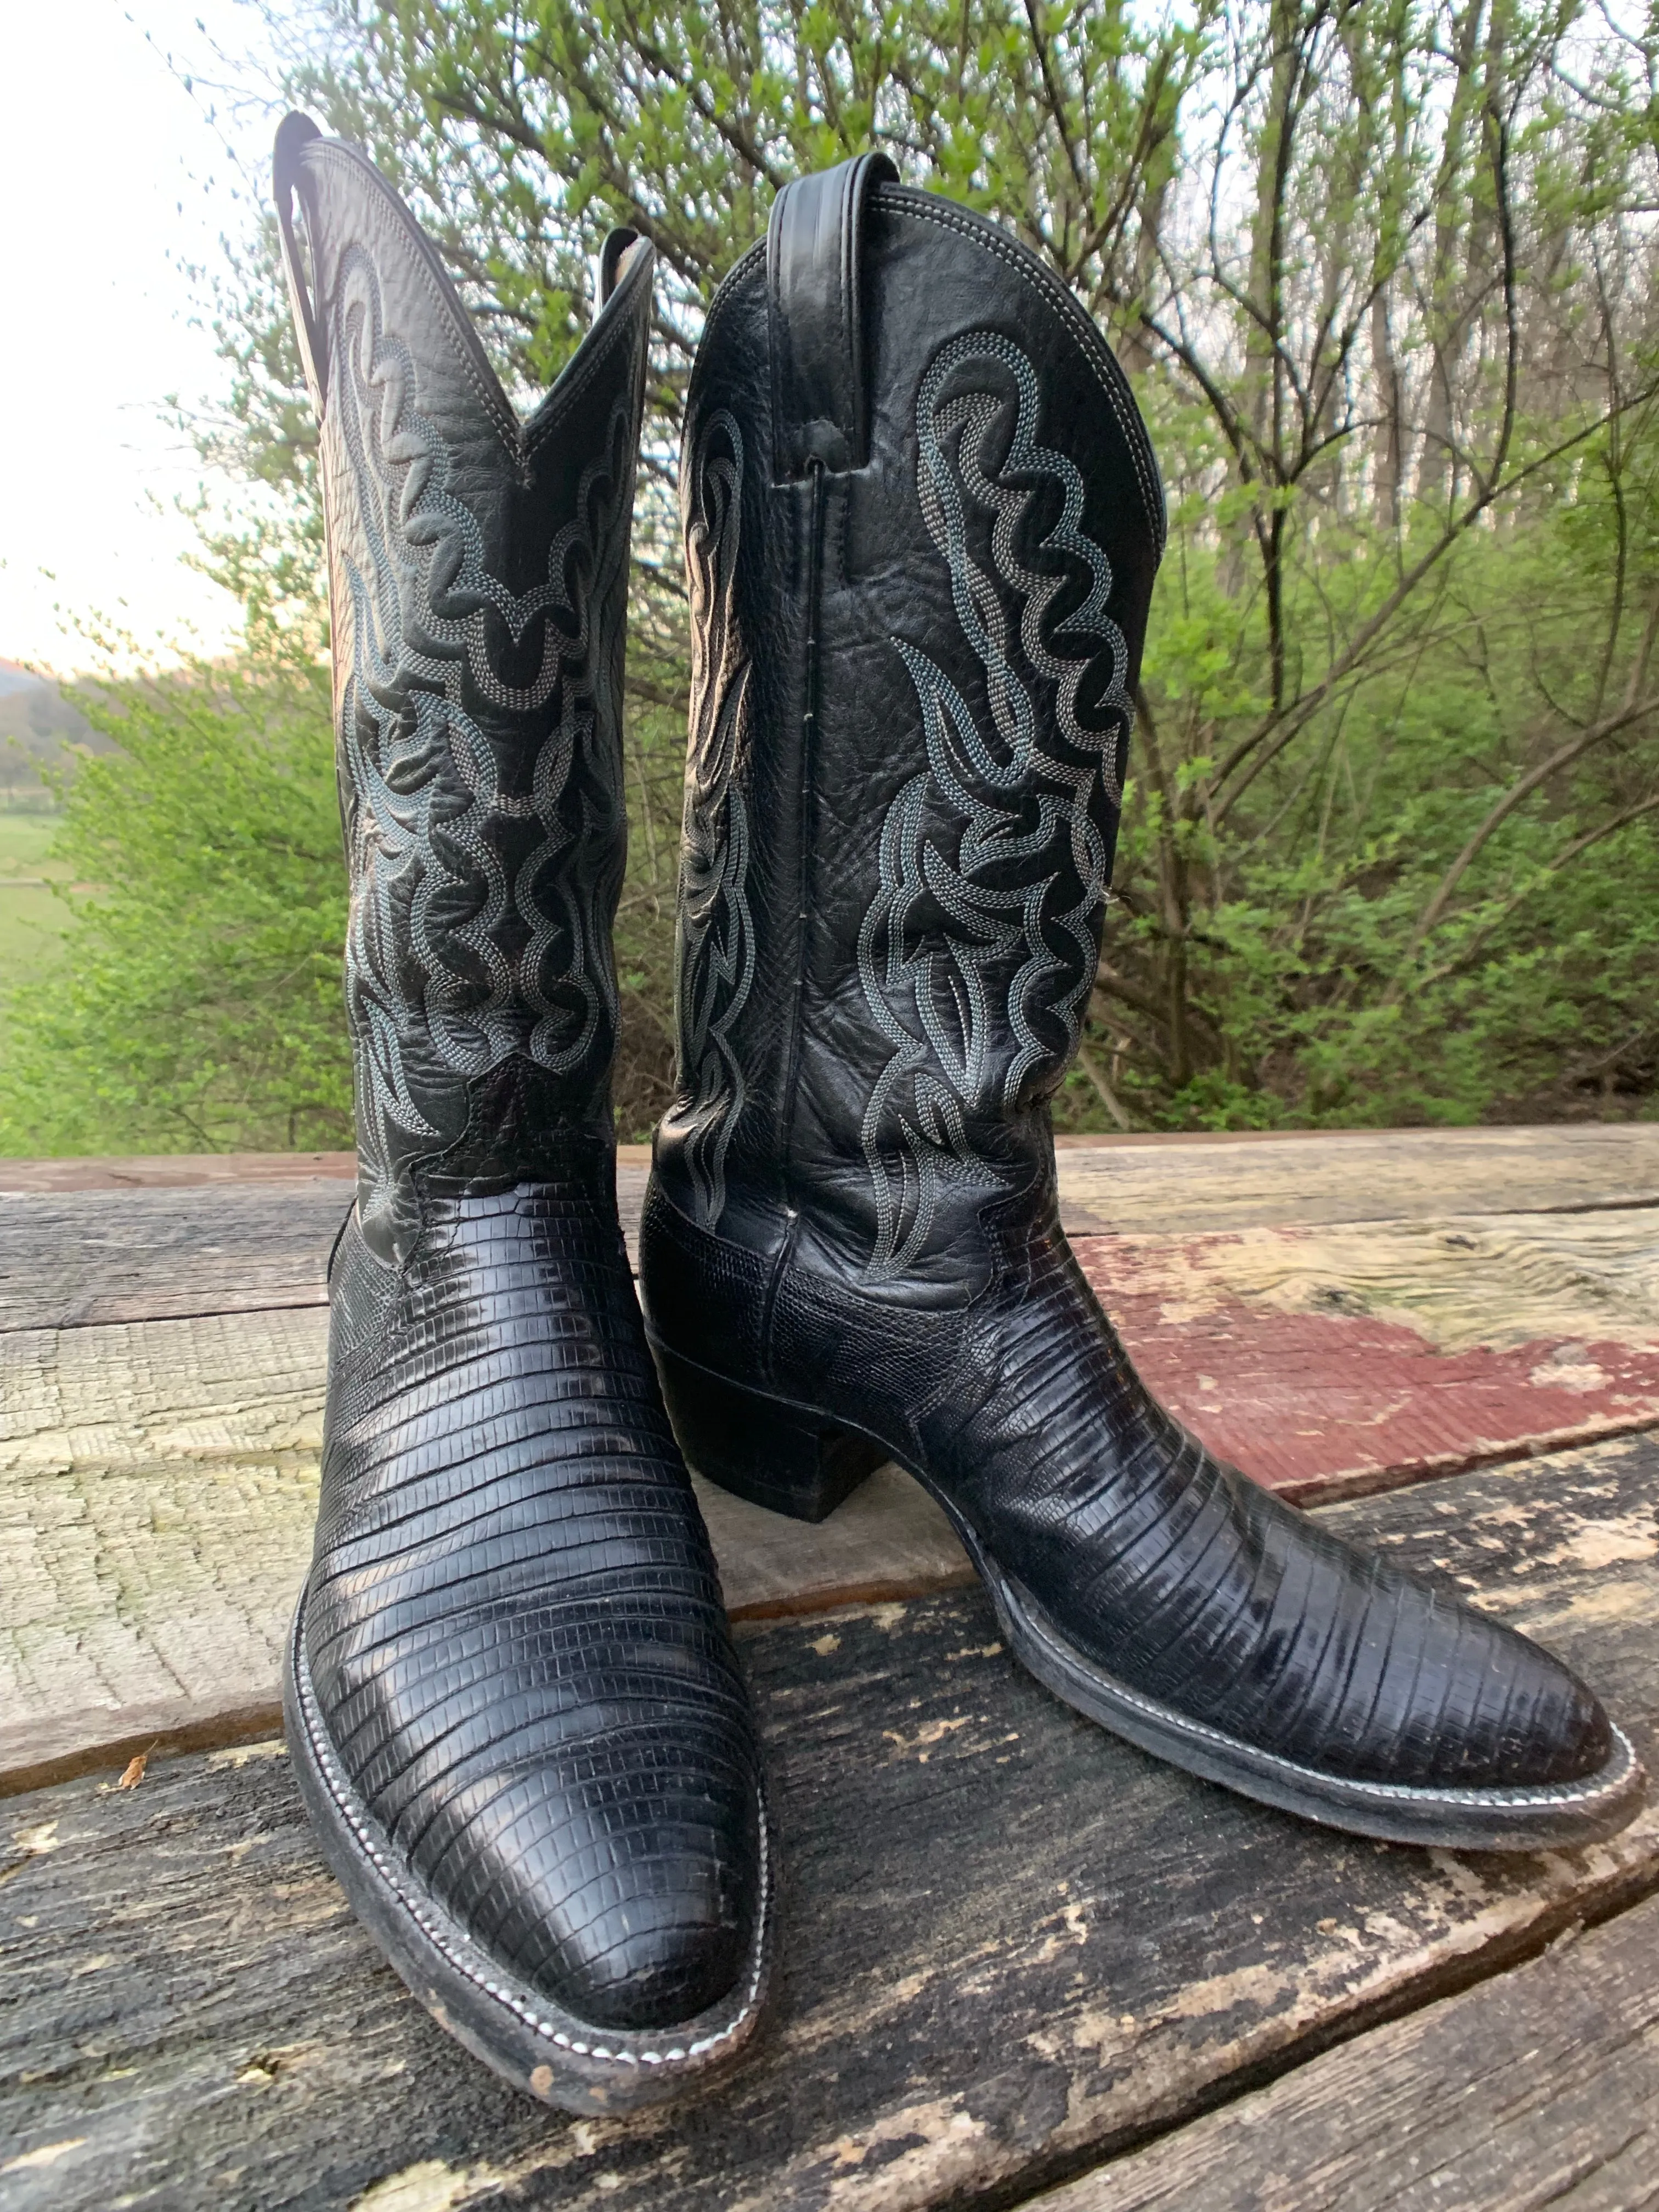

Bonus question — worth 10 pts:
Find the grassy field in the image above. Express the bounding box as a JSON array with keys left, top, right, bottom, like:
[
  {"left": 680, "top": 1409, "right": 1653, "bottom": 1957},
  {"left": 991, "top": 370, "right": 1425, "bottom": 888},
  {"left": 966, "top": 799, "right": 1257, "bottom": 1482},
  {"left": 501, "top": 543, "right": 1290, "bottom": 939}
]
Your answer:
[{"left": 0, "top": 809, "right": 74, "bottom": 998}]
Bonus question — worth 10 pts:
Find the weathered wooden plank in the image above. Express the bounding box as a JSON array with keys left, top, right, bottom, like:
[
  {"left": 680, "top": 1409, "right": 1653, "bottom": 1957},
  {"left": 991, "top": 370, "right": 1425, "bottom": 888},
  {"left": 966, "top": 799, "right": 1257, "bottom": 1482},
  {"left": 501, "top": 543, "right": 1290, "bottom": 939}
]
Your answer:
[
  {"left": 0, "top": 1181, "right": 352, "bottom": 1331},
  {"left": 7, "top": 1126, "right": 1658, "bottom": 1333},
  {"left": 0, "top": 1308, "right": 325, "bottom": 1784},
  {"left": 0, "top": 1692, "right": 290, "bottom": 1803},
  {"left": 0, "top": 1149, "right": 359, "bottom": 1193},
  {"left": 8, "top": 1183, "right": 1657, "bottom": 1785},
  {"left": 699, "top": 1463, "right": 970, "bottom": 1621},
  {"left": 5, "top": 1124, "right": 1657, "bottom": 1219},
  {"left": 0, "top": 1458, "right": 975, "bottom": 1798},
  {"left": 1032, "top": 1888, "right": 1659, "bottom": 2212},
  {"left": 1, "top": 1436, "right": 1655, "bottom": 2212},
  {"left": 1060, "top": 1124, "right": 1659, "bottom": 1235},
  {"left": 0, "top": 1170, "right": 650, "bottom": 1331},
  {"left": 1081, "top": 1207, "right": 1659, "bottom": 1502},
  {"left": 0, "top": 1145, "right": 654, "bottom": 1193},
  {"left": 0, "top": 1308, "right": 967, "bottom": 1790}
]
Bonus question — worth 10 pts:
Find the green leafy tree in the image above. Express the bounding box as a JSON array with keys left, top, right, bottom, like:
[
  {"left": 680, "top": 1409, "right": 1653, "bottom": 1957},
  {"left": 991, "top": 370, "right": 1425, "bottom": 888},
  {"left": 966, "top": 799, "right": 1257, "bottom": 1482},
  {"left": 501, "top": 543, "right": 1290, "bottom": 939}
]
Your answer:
[
  {"left": 255, "top": 0, "right": 1659, "bottom": 1129},
  {"left": 0, "top": 652, "right": 349, "bottom": 1154},
  {"left": 8, "top": 0, "right": 1657, "bottom": 1153}
]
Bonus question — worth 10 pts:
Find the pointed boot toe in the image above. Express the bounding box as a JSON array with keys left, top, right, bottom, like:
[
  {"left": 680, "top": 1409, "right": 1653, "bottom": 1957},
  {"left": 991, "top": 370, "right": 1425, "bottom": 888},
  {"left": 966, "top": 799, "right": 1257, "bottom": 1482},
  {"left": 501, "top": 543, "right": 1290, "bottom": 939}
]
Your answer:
[
  {"left": 555, "top": 1852, "right": 756, "bottom": 2033},
  {"left": 1063, "top": 1464, "right": 1644, "bottom": 1839},
  {"left": 444, "top": 1716, "right": 763, "bottom": 2032},
  {"left": 639, "top": 157, "right": 1643, "bottom": 1856},
  {"left": 1340, "top": 1581, "right": 1618, "bottom": 1795},
  {"left": 1520, "top": 1670, "right": 1618, "bottom": 1788}
]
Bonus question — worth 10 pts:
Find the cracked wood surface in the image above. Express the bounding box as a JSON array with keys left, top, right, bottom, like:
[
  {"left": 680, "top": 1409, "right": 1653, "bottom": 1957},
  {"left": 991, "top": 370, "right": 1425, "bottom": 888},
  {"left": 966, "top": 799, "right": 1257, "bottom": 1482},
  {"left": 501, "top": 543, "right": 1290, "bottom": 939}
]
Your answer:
[
  {"left": 4, "top": 1131, "right": 1657, "bottom": 1790},
  {"left": 1, "top": 1435, "right": 1655, "bottom": 2212},
  {"left": 0, "top": 1299, "right": 967, "bottom": 1791},
  {"left": 1, "top": 1308, "right": 325, "bottom": 1789},
  {"left": 6, "top": 1124, "right": 1658, "bottom": 1331},
  {"left": 1034, "top": 1888, "right": 1659, "bottom": 2211}
]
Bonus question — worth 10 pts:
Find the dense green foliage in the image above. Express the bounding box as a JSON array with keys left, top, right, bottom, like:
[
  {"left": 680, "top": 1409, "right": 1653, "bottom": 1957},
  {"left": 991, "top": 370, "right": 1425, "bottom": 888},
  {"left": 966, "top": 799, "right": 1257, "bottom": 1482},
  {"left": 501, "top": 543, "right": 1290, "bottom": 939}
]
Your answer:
[
  {"left": 0, "top": 659, "right": 349, "bottom": 1153},
  {"left": 5, "top": 0, "right": 1656, "bottom": 1151}
]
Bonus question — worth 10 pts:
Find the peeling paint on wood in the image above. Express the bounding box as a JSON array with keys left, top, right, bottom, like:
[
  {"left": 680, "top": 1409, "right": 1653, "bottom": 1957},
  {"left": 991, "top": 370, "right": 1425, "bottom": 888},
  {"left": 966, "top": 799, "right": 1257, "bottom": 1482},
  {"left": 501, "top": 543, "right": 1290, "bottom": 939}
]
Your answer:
[
  {"left": 1, "top": 1437, "right": 1654, "bottom": 2212},
  {"left": 1080, "top": 1214, "right": 1659, "bottom": 1500},
  {"left": 1031, "top": 1889, "right": 1659, "bottom": 2211}
]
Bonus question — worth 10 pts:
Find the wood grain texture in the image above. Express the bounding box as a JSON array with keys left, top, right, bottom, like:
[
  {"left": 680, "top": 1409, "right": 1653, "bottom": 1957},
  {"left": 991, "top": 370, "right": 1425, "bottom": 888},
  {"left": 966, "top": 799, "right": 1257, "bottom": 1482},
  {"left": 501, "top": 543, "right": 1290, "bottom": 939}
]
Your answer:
[
  {"left": 1084, "top": 1207, "right": 1659, "bottom": 1501},
  {"left": 0, "top": 1150, "right": 358, "bottom": 1192},
  {"left": 1, "top": 1436, "right": 1655, "bottom": 2212},
  {"left": 1, "top": 1308, "right": 325, "bottom": 1760},
  {"left": 7, "top": 1167, "right": 1657, "bottom": 1782},
  {"left": 2, "top": 1122, "right": 1654, "bottom": 1207},
  {"left": 0, "top": 1180, "right": 352, "bottom": 1331},
  {"left": 0, "top": 1146, "right": 652, "bottom": 1192},
  {"left": 1059, "top": 1124, "right": 1659, "bottom": 1235},
  {"left": 699, "top": 1464, "right": 970, "bottom": 1620},
  {"left": 7, "top": 1127, "right": 1658, "bottom": 1334},
  {"left": 0, "top": 1172, "right": 648, "bottom": 1332},
  {"left": 1033, "top": 1890, "right": 1659, "bottom": 2212},
  {"left": 0, "top": 1308, "right": 967, "bottom": 1788}
]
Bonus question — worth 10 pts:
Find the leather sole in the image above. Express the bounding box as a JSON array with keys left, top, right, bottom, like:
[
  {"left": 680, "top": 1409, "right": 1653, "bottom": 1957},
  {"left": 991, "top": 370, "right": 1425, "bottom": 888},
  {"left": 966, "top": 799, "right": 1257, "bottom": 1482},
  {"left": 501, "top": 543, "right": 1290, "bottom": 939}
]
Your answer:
[
  {"left": 651, "top": 1340, "right": 1647, "bottom": 1853},
  {"left": 283, "top": 1583, "right": 776, "bottom": 2112}
]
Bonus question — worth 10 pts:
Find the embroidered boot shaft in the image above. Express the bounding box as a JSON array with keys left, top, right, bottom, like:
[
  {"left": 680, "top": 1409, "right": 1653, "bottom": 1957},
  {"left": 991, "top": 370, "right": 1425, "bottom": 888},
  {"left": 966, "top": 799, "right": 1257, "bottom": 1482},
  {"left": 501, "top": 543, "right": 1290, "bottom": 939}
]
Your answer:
[
  {"left": 641, "top": 156, "right": 1643, "bottom": 1852},
  {"left": 273, "top": 114, "right": 772, "bottom": 2110}
]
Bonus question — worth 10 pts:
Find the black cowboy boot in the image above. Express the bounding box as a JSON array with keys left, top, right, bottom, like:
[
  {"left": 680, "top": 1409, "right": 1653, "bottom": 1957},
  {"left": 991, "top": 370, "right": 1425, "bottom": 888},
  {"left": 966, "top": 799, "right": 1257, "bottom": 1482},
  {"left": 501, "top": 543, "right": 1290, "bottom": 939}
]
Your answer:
[
  {"left": 640, "top": 156, "right": 1643, "bottom": 1853},
  {"left": 272, "top": 116, "right": 772, "bottom": 2109}
]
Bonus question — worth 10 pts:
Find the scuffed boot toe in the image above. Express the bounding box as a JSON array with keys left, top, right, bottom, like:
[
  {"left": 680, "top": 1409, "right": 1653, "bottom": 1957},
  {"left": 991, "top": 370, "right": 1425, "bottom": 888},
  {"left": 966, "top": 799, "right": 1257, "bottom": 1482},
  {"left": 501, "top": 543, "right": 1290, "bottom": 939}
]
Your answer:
[
  {"left": 554, "top": 1864, "right": 755, "bottom": 2032},
  {"left": 1443, "top": 1632, "right": 1616, "bottom": 1792},
  {"left": 466, "top": 1759, "right": 764, "bottom": 2033}
]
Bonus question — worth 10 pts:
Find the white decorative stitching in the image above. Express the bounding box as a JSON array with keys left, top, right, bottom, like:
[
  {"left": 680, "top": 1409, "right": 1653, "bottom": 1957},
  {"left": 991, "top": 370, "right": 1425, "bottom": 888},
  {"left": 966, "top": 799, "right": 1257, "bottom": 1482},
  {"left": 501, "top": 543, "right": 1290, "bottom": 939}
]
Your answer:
[
  {"left": 663, "top": 407, "right": 755, "bottom": 1228},
  {"left": 291, "top": 1592, "right": 771, "bottom": 2068},
  {"left": 316, "top": 145, "right": 523, "bottom": 459},
  {"left": 879, "top": 190, "right": 1165, "bottom": 556},
  {"left": 1007, "top": 1579, "right": 1642, "bottom": 1811},
  {"left": 858, "top": 331, "right": 1131, "bottom": 1279},
  {"left": 326, "top": 245, "right": 634, "bottom": 1243}
]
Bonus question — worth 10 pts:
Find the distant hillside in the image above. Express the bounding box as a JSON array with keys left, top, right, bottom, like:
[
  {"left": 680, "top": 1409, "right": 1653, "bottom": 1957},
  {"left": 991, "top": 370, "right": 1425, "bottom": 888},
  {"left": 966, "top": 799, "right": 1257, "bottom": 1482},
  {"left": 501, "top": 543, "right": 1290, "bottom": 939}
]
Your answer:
[{"left": 0, "top": 662, "right": 111, "bottom": 805}]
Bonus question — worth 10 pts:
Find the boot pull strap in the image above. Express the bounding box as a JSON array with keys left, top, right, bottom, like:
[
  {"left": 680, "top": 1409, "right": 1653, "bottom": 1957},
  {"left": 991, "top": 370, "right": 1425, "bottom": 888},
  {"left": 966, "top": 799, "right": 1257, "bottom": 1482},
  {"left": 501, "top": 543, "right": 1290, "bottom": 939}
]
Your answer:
[
  {"left": 273, "top": 111, "right": 326, "bottom": 411},
  {"left": 767, "top": 153, "right": 897, "bottom": 479}
]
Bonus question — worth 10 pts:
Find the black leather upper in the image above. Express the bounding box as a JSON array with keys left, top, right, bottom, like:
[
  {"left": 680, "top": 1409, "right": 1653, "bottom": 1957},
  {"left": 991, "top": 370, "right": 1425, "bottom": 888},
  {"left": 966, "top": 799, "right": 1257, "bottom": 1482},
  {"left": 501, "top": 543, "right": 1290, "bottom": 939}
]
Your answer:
[
  {"left": 645, "top": 160, "right": 1614, "bottom": 1799},
  {"left": 276, "top": 117, "right": 764, "bottom": 2036},
  {"left": 316, "top": 1166, "right": 760, "bottom": 2027},
  {"left": 658, "top": 172, "right": 1163, "bottom": 1293},
  {"left": 643, "top": 1181, "right": 1610, "bottom": 1790},
  {"left": 767, "top": 152, "right": 896, "bottom": 477},
  {"left": 278, "top": 115, "right": 644, "bottom": 1263}
]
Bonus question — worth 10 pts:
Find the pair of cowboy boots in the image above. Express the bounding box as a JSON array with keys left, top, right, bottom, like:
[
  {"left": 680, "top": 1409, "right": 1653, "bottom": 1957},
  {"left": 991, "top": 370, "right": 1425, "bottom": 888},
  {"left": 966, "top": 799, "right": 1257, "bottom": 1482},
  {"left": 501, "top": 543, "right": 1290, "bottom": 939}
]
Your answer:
[{"left": 272, "top": 118, "right": 1642, "bottom": 2113}]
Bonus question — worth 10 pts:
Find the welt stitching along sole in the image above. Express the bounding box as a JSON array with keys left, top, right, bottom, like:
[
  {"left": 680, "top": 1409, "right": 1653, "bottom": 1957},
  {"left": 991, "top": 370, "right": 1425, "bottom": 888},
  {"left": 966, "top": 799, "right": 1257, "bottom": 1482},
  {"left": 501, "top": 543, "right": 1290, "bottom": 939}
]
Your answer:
[
  {"left": 646, "top": 1338, "right": 1647, "bottom": 1853},
  {"left": 984, "top": 1568, "right": 1646, "bottom": 1849},
  {"left": 284, "top": 1585, "right": 775, "bottom": 2108}
]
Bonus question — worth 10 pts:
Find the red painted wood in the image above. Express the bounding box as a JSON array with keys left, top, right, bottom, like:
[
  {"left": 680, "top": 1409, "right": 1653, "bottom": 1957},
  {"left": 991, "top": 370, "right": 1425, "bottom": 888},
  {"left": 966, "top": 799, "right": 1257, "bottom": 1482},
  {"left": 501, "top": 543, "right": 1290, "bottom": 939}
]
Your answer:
[{"left": 1075, "top": 1233, "right": 1659, "bottom": 1503}]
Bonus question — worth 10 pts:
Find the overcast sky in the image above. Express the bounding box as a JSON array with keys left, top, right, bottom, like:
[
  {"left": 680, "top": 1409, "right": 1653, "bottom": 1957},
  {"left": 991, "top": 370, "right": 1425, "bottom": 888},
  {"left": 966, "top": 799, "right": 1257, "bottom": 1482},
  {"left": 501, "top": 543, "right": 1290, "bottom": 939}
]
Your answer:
[{"left": 1, "top": 2, "right": 283, "bottom": 673}]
